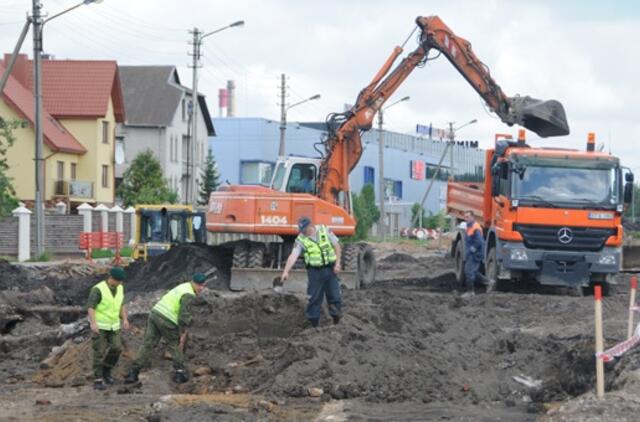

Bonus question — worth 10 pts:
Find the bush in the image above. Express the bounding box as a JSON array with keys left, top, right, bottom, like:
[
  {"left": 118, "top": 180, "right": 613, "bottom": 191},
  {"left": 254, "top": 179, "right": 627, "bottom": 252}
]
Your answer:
[
  {"left": 351, "top": 184, "right": 380, "bottom": 241},
  {"left": 91, "top": 248, "right": 114, "bottom": 259},
  {"left": 29, "top": 251, "right": 51, "bottom": 262}
]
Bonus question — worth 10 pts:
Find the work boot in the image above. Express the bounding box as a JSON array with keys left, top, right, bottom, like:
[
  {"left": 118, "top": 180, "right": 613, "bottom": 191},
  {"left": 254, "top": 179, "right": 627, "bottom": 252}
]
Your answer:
[
  {"left": 124, "top": 368, "right": 139, "bottom": 384},
  {"left": 485, "top": 279, "right": 496, "bottom": 293},
  {"left": 94, "top": 378, "right": 106, "bottom": 391},
  {"left": 332, "top": 315, "right": 341, "bottom": 325},
  {"left": 103, "top": 367, "right": 115, "bottom": 385},
  {"left": 173, "top": 369, "right": 188, "bottom": 384},
  {"left": 308, "top": 318, "right": 319, "bottom": 328}
]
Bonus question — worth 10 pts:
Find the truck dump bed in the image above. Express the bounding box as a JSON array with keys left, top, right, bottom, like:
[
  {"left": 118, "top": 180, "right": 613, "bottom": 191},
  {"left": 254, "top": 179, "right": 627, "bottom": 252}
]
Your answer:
[{"left": 446, "top": 182, "right": 487, "bottom": 224}]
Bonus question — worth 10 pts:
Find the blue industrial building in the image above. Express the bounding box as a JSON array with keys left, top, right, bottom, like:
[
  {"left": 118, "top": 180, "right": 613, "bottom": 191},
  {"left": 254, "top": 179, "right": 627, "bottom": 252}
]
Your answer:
[{"left": 209, "top": 117, "right": 485, "bottom": 235}]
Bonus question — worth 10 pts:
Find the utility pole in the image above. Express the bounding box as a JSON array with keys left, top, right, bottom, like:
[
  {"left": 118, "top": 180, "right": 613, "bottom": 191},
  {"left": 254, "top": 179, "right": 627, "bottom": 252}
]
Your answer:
[
  {"left": 32, "top": 0, "right": 45, "bottom": 256},
  {"left": 448, "top": 121, "right": 455, "bottom": 182},
  {"left": 188, "top": 27, "right": 202, "bottom": 205},
  {"left": 278, "top": 73, "right": 287, "bottom": 157},
  {"left": 377, "top": 110, "right": 386, "bottom": 240}
]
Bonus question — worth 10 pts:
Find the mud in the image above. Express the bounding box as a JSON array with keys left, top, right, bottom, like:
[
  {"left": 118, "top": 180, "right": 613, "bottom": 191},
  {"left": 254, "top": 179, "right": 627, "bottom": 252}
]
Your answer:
[{"left": 2, "top": 243, "right": 640, "bottom": 420}]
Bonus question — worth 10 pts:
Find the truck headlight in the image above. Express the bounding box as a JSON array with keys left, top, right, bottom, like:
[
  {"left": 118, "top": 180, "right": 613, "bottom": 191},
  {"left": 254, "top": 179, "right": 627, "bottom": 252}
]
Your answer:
[
  {"left": 510, "top": 248, "right": 528, "bottom": 261},
  {"left": 598, "top": 254, "right": 616, "bottom": 265}
]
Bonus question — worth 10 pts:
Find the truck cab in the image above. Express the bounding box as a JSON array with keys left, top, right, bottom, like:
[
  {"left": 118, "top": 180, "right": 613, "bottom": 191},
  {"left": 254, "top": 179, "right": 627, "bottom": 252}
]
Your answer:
[{"left": 448, "top": 134, "right": 634, "bottom": 290}]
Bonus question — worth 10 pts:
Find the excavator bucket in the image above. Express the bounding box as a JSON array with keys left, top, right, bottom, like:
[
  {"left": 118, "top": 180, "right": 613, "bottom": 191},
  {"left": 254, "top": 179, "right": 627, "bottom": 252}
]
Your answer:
[{"left": 509, "top": 96, "right": 570, "bottom": 138}]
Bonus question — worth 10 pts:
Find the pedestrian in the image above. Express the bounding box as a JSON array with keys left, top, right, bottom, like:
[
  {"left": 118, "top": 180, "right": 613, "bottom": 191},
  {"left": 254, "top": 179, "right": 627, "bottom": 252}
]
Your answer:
[
  {"left": 463, "top": 210, "right": 485, "bottom": 296},
  {"left": 125, "top": 273, "right": 206, "bottom": 384},
  {"left": 87, "top": 266, "right": 129, "bottom": 390},
  {"left": 281, "top": 216, "right": 342, "bottom": 327}
]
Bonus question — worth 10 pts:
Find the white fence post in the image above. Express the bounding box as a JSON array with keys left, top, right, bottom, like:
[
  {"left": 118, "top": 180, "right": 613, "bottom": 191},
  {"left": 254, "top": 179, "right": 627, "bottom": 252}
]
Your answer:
[
  {"left": 125, "top": 206, "right": 136, "bottom": 245},
  {"left": 94, "top": 204, "right": 109, "bottom": 232},
  {"left": 12, "top": 203, "right": 32, "bottom": 262},
  {"left": 77, "top": 202, "right": 93, "bottom": 232},
  {"left": 111, "top": 205, "right": 124, "bottom": 233}
]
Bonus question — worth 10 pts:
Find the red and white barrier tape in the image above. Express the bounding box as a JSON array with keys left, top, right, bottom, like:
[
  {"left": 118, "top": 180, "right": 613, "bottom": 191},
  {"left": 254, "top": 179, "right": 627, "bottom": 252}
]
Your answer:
[{"left": 596, "top": 325, "right": 640, "bottom": 362}]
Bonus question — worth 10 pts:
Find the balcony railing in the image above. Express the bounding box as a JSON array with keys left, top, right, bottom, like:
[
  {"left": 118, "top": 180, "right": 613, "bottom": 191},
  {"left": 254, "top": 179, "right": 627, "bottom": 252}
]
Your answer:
[{"left": 54, "top": 180, "right": 94, "bottom": 199}]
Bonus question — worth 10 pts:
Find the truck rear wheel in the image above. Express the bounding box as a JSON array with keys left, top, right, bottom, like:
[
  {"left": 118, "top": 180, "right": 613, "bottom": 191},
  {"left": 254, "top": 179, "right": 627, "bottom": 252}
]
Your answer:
[
  {"left": 454, "top": 241, "right": 466, "bottom": 287},
  {"left": 485, "top": 246, "right": 498, "bottom": 291}
]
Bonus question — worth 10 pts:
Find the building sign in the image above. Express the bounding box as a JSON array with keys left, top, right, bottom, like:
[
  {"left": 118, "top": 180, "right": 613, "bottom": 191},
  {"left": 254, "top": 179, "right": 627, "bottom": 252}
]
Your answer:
[
  {"left": 410, "top": 160, "right": 425, "bottom": 180},
  {"left": 416, "top": 123, "right": 448, "bottom": 140}
]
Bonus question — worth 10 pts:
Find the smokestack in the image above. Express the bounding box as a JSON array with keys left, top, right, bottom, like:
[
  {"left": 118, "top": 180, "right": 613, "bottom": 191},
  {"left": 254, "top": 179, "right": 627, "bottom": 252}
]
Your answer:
[
  {"left": 587, "top": 132, "right": 596, "bottom": 152},
  {"left": 218, "top": 88, "right": 228, "bottom": 117},
  {"left": 226, "top": 80, "right": 236, "bottom": 117}
]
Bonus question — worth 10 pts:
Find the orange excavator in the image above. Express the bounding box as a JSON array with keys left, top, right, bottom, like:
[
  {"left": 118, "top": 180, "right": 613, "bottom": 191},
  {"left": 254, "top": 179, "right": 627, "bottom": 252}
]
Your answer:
[{"left": 207, "top": 15, "right": 569, "bottom": 291}]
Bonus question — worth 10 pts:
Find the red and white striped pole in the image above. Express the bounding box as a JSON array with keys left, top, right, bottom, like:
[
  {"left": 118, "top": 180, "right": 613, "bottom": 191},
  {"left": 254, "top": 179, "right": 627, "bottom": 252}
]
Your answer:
[
  {"left": 594, "top": 284, "right": 605, "bottom": 398},
  {"left": 628, "top": 276, "right": 638, "bottom": 340}
]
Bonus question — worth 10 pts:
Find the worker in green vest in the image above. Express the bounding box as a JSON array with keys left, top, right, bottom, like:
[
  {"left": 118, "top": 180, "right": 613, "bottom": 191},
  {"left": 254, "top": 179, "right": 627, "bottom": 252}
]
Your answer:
[
  {"left": 87, "top": 266, "right": 129, "bottom": 391},
  {"left": 281, "top": 217, "right": 342, "bottom": 327},
  {"left": 125, "top": 273, "right": 207, "bottom": 384}
]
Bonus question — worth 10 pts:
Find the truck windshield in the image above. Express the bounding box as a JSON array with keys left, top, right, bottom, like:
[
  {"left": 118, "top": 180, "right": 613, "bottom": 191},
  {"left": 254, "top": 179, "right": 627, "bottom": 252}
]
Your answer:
[
  {"left": 514, "top": 165, "right": 620, "bottom": 208},
  {"left": 271, "top": 163, "right": 286, "bottom": 191}
]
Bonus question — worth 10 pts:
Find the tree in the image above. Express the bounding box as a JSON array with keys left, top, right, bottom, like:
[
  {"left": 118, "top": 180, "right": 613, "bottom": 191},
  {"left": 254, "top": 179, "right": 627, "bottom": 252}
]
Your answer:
[
  {"left": 198, "top": 149, "right": 220, "bottom": 205},
  {"left": 0, "top": 118, "right": 20, "bottom": 216},
  {"left": 411, "top": 203, "right": 426, "bottom": 228},
  {"left": 351, "top": 184, "right": 380, "bottom": 240},
  {"left": 117, "top": 150, "right": 178, "bottom": 207}
]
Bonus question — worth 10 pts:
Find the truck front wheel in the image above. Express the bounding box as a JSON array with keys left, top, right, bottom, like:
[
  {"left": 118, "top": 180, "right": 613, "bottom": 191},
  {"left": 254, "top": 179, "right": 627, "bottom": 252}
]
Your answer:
[{"left": 485, "top": 246, "right": 499, "bottom": 292}]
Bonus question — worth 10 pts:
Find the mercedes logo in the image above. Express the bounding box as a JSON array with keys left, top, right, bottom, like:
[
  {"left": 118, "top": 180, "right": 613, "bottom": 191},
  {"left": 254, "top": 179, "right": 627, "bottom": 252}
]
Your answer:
[{"left": 557, "top": 227, "right": 574, "bottom": 244}]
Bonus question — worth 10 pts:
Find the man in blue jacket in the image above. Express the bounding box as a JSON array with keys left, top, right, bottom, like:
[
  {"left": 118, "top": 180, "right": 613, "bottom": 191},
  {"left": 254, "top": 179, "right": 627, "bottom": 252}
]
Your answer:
[{"left": 463, "top": 210, "right": 484, "bottom": 296}]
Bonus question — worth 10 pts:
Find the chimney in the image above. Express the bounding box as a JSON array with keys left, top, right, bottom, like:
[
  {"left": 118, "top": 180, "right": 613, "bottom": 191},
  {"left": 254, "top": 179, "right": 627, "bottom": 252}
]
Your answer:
[
  {"left": 218, "top": 88, "right": 228, "bottom": 117},
  {"left": 587, "top": 132, "right": 595, "bottom": 152},
  {"left": 226, "top": 80, "right": 236, "bottom": 117}
]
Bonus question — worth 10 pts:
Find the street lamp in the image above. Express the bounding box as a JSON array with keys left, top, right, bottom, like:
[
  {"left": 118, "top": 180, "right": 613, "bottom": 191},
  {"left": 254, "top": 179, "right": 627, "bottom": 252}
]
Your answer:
[
  {"left": 378, "top": 95, "right": 410, "bottom": 240},
  {"left": 278, "top": 93, "right": 321, "bottom": 157},
  {"left": 189, "top": 20, "right": 244, "bottom": 204},
  {"left": 31, "top": 0, "right": 103, "bottom": 256}
]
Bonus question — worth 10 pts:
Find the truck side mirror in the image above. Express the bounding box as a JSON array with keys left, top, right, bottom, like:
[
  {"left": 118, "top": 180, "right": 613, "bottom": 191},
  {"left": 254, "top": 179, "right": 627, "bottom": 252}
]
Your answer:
[
  {"left": 626, "top": 172, "right": 635, "bottom": 183},
  {"left": 624, "top": 182, "right": 634, "bottom": 204}
]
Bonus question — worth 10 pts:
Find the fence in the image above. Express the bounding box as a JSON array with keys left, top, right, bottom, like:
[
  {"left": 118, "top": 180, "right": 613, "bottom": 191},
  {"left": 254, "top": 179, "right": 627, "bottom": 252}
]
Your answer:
[{"left": 1, "top": 203, "right": 136, "bottom": 261}]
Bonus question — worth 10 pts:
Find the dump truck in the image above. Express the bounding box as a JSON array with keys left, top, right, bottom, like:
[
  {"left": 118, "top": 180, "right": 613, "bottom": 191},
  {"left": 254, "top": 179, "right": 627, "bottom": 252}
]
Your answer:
[
  {"left": 448, "top": 132, "right": 634, "bottom": 292},
  {"left": 207, "top": 15, "right": 569, "bottom": 292}
]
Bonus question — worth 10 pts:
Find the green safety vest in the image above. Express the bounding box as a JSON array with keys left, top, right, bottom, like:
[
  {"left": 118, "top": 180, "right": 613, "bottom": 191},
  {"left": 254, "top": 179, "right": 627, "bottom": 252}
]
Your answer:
[
  {"left": 152, "top": 282, "right": 196, "bottom": 325},
  {"left": 94, "top": 280, "right": 124, "bottom": 331},
  {"left": 297, "top": 225, "right": 337, "bottom": 267}
]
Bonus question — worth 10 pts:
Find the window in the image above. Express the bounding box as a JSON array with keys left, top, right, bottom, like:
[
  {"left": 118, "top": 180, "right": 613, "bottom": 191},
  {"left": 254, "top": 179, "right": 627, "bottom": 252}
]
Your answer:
[
  {"left": 101, "top": 165, "right": 109, "bottom": 188},
  {"left": 102, "top": 121, "right": 110, "bottom": 144},
  {"left": 286, "top": 163, "right": 317, "bottom": 194},
  {"left": 364, "top": 166, "right": 375, "bottom": 185},
  {"left": 181, "top": 98, "right": 187, "bottom": 121},
  {"left": 56, "top": 161, "right": 64, "bottom": 181},
  {"left": 169, "top": 136, "right": 173, "bottom": 162},
  {"left": 70, "top": 163, "right": 77, "bottom": 180},
  {"left": 384, "top": 179, "right": 402, "bottom": 200},
  {"left": 240, "top": 161, "right": 274, "bottom": 186}
]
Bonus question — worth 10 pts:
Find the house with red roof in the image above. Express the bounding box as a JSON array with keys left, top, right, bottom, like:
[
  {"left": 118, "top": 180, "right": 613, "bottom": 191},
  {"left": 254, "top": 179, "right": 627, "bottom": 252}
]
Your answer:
[{"left": 0, "top": 53, "right": 125, "bottom": 207}]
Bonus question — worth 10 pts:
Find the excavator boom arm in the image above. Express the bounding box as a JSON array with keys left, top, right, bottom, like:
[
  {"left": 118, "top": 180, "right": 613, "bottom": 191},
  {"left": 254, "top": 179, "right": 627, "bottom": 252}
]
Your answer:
[{"left": 317, "top": 15, "right": 569, "bottom": 209}]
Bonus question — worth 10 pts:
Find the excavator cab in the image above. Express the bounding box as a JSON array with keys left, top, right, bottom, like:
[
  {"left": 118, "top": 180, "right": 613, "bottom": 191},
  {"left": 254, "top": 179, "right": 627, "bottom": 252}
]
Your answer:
[
  {"left": 270, "top": 156, "right": 322, "bottom": 195},
  {"left": 134, "top": 204, "right": 206, "bottom": 260}
]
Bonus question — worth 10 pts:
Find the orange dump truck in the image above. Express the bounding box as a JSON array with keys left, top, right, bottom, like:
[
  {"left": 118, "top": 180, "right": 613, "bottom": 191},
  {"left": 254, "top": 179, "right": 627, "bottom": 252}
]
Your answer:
[{"left": 447, "top": 132, "right": 634, "bottom": 291}]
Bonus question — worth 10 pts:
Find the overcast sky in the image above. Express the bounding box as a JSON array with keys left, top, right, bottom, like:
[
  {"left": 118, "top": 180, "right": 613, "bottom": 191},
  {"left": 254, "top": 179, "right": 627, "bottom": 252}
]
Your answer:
[{"left": 2, "top": 0, "right": 639, "bottom": 170}]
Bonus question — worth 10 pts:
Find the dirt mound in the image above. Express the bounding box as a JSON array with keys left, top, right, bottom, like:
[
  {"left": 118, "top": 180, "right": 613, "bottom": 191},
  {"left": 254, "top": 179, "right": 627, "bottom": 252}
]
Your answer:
[
  {"left": 380, "top": 253, "right": 420, "bottom": 264},
  {"left": 125, "top": 243, "right": 233, "bottom": 293}
]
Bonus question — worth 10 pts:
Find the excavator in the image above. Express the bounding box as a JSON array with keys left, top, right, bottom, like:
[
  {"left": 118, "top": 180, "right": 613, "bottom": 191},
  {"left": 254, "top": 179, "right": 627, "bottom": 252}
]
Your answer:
[{"left": 207, "top": 15, "right": 569, "bottom": 292}]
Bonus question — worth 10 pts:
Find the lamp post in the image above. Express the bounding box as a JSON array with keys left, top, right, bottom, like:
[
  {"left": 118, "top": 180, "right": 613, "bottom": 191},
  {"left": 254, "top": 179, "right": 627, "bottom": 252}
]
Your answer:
[
  {"left": 31, "top": 0, "right": 103, "bottom": 256},
  {"left": 278, "top": 93, "right": 321, "bottom": 157},
  {"left": 188, "top": 20, "right": 244, "bottom": 205},
  {"left": 378, "top": 95, "right": 410, "bottom": 241}
]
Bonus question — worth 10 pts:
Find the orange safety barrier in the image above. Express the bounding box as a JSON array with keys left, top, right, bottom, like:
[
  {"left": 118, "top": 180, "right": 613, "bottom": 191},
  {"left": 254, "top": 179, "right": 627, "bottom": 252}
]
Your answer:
[{"left": 78, "top": 232, "right": 125, "bottom": 264}]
